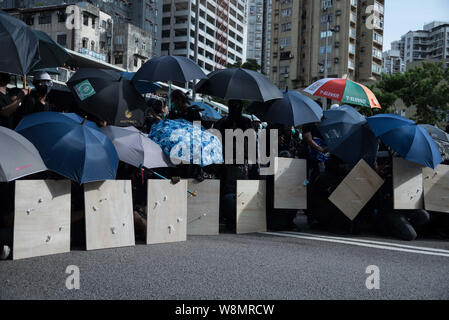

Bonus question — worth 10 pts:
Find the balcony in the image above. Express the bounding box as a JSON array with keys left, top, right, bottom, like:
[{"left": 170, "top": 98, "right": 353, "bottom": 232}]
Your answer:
[
  {"left": 349, "top": 28, "right": 357, "bottom": 39},
  {"left": 374, "top": 1, "right": 384, "bottom": 15},
  {"left": 350, "top": 0, "right": 357, "bottom": 8},
  {"left": 348, "top": 59, "right": 355, "bottom": 70}
]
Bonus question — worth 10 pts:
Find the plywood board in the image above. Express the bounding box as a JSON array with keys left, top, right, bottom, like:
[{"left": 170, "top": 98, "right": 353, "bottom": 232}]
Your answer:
[
  {"left": 423, "top": 164, "right": 449, "bottom": 213},
  {"left": 84, "top": 180, "right": 135, "bottom": 251},
  {"left": 329, "top": 160, "right": 384, "bottom": 221},
  {"left": 147, "top": 180, "right": 187, "bottom": 244},
  {"left": 236, "top": 180, "right": 267, "bottom": 234},
  {"left": 13, "top": 180, "right": 71, "bottom": 260},
  {"left": 274, "top": 157, "right": 307, "bottom": 209},
  {"left": 393, "top": 158, "right": 424, "bottom": 209},
  {"left": 187, "top": 179, "right": 220, "bottom": 235}
]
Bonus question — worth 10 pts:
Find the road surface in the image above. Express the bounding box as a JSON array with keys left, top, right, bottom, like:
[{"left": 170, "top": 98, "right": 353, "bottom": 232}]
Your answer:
[{"left": 1, "top": 231, "right": 448, "bottom": 299}]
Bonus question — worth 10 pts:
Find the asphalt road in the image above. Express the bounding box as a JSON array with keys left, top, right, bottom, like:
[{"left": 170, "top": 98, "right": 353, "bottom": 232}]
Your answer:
[{"left": 1, "top": 232, "right": 449, "bottom": 300}]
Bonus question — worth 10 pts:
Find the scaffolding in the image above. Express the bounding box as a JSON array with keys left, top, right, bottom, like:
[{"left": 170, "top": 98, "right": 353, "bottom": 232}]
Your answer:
[{"left": 215, "top": 0, "right": 229, "bottom": 70}]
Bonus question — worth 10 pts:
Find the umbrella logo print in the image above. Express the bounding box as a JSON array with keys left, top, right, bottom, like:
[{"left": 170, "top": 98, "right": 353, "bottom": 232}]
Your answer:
[
  {"left": 125, "top": 109, "right": 133, "bottom": 119},
  {"left": 74, "top": 80, "right": 96, "bottom": 101}
]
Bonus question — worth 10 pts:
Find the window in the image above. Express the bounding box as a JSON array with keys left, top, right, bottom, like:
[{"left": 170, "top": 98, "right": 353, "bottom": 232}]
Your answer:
[
  {"left": 91, "top": 18, "right": 95, "bottom": 29},
  {"left": 39, "top": 13, "right": 52, "bottom": 25},
  {"left": 82, "top": 38, "right": 88, "bottom": 49},
  {"left": 281, "top": 8, "right": 292, "bottom": 17},
  {"left": 115, "top": 55, "right": 123, "bottom": 65},
  {"left": 57, "top": 11, "right": 67, "bottom": 23},
  {"left": 83, "top": 15, "right": 89, "bottom": 26},
  {"left": 57, "top": 34, "right": 67, "bottom": 47},
  {"left": 161, "top": 43, "right": 170, "bottom": 51},
  {"left": 134, "top": 57, "right": 138, "bottom": 67},
  {"left": 281, "top": 23, "right": 291, "bottom": 32}
]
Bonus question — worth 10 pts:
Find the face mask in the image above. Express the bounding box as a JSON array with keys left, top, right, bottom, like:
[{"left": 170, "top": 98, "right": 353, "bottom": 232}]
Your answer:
[{"left": 36, "top": 84, "right": 51, "bottom": 96}]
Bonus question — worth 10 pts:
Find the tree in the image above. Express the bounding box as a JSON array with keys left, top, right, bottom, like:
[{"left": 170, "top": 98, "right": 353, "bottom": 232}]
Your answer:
[
  {"left": 371, "top": 62, "right": 449, "bottom": 124},
  {"left": 227, "top": 59, "right": 262, "bottom": 72}
]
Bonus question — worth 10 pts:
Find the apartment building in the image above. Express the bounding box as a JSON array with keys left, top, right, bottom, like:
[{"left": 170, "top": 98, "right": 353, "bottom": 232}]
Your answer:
[
  {"left": 400, "top": 21, "right": 449, "bottom": 65},
  {"left": 246, "top": 0, "right": 265, "bottom": 67},
  {"left": 3, "top": 2, "right": 152, "bottom": 72},
  {"left": 161, "top": 0, "right": 248, "bottom": 73},
  {"left": 269, "top": 0, "right": 385, "bottom": 90},
  {"left": 0, "top": 0, "right": 162, "bottom": 57},
  {"left": 382, "top": 49, "right": 405, "bottom": 74}
]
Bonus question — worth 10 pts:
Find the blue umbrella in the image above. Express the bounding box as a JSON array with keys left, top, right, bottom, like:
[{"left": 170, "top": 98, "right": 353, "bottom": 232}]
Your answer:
[
  {"left": 149, "top": 119, "right": 223, "bottom": 167},
  {"left": 318, "top": 105, "right": 378, "bottom": 167},
  {"left": 16, "top": 112, "right": 119, "bottom": 183},
  {"left": 120, "top": 71, "right": 161, "bottom": 94},
  {"left": 367, "top": 114, "right": 442, "bottom": 169},
  {"left": 190, "top": 102, "right": 222, "bottom": 121},
  {"left": 247, "top": 90, "right": 323, "bottom": 126}
]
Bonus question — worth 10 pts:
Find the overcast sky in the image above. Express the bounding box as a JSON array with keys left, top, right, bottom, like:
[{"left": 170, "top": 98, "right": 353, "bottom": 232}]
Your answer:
[{"left": 383, "top": 0, "right": 449, "bottom": 50}]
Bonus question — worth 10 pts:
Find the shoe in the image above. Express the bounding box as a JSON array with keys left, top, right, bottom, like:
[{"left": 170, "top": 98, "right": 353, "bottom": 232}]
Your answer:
[{"left": 0, "top": 245, "right": 11, "bottom": 260}]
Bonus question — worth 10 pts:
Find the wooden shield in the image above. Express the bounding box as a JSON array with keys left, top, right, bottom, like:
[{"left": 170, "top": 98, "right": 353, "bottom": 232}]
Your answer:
[
  {"left": 187, "top": 179, "right": 220, "bottom": 235},
  {"left": 274, "top": 157, "right": 307, "bottom": 209},
  {"left": 329, "top": 160, "right": 384, "bottom": 221},
  {"left": 147, "top": 180, "right": 187, "bottom": 244},
  {"left": 13, "top": 180, "right": 71, "bottom": 260},
  {"left": 236, "top": 180, "right": 267, "bottom": 234},
  {"left": 393, "top": 158, "right": 424, "bottom": 209},
  {"left": 84, "top": 180, "right": 135, "bottom": 251},
  {"left": 423, "top": 164, "right": 449, "bottom": 213}
]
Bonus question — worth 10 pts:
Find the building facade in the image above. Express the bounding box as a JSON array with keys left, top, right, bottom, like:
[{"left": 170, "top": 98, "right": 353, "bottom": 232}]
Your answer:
[
  {"left": 161, "top": 0, "right": 248, "bottom": 73},
  {"left": 3, "top": 3, "right": 152, "bottom": 72},
  {"left": 0, "top": 0, "right": 162, "bottom": 57},
  {"left": 269, "top": 0, "right": 385, "bottom": 90},
  {"left": 400, "top": 21, "right": 449, "bottom": 65},
  {"left": 382, "top": 49, "right": 405, "bottom": 74},
  {"left": 246, "top": 0, "right": 264, "bottom": 67}
]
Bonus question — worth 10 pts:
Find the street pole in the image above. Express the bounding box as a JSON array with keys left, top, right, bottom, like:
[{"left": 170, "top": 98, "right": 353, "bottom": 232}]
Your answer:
[{"left": 323, "top": 18, "right": 330, "bottom": 111}]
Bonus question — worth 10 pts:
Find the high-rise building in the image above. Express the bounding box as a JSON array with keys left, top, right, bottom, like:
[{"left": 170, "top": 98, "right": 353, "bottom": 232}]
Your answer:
[
  {"left": 269, "top": 0, "right": 385, "bottom": 90},
  {"left": 400, "top": 21, "right": 449, "bottom": 65},
  {"left": 382, "top": 49, "right": 405, "bottom": 74},
  {"left": 246, "top": 0, "right": 264, "bottom": 67},
  {"left": 161, "top": 0, "right": 248, "bottom": 73},
  {"left": 0, "top": 0, "right": 162, "bottom": 57},
  {"left": 262, "top": 0, "right": 272, "bottom": 75}
]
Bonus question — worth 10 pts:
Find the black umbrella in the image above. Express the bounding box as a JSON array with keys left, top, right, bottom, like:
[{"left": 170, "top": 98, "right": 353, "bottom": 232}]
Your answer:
[
  {"left": 247, "top": 90, "right": 323, "bottom": 126},
  {"left": 133, "top": 55, "right": 206, "bottom": 83},
  {"left": 0, "top": 10, "right": 40, "bottom": 75},
  {"left": 318, "top": 105, "right": 378, "bottom": 168},
  {"left": 194, "top": 68, "right": 283, "bottom": 102},
  {"left": 67, "top": 68, "right": 147, "bottom": 127},
  {"left": 31, "top": 30, "right": 71, "bottom": 70}
]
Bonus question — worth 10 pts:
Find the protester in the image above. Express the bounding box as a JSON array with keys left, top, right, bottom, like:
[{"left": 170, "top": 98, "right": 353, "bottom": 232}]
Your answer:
[
  {"left": 0, "top": 72, "right": 25, "bottom": 129},
  {"left": 214, "top": 100, "right": 254, "bottom": 231},
  {"left": 15, "top": 71, "right": 53, "bottom": 126},
  {"left": 168, "top": 89, "right": 202, "bottom": 122},
  {"left": 144, "top": 98, "right": 168, "bottom": 133}
]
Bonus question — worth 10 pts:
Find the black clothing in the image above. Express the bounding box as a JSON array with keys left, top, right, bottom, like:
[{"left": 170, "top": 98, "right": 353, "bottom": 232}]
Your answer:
[
  {"left": 302, "top": 123, "right": 323, "bottom": 140},
  {"left": 168, "top": 105, "right": 202, "bottom": 122},
  {"left": 15, "top": 91, "right": 50, "bottom": 126},
  {"left": 0, "top": 91, "right": 13, "bottom": 128}
]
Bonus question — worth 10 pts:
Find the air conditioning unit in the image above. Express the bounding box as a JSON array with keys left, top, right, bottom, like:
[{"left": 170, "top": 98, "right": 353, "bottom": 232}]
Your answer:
[
  {"left": 289, "top": 53, "right": 294, "bottom": 59},
  {"left": 283, "top": 73, "right": 289, "bottom": 78},
  {"left": 335, "top": 42, "right": 340, "bottom": 48},
  {"left": 319, "top": 67, "right": 325, "bottom": 73},
  {"left": 336, "top": 10, "right": 342, "bottom": 16},
  {"left": 334, "top": 25, "right": 341, "bottom": 32},
  {"left": 334, "top": 57, "right": 340, "bottom": 63},
  {"left": 280, "top": 45, "right": 285, "bottom": 50}
]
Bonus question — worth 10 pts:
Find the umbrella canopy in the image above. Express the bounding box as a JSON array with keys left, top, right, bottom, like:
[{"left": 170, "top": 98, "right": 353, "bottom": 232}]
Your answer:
[
  {"left": 420, "top": 124, "right": 449, "bottom": 162},
  {"left": 367, "top": 114, "right": 442, "bottom": 169},
  {"left": 0, "top": 126, "right": 47, "bottom": 182},
  {"left": 67, "top": 68, "right": 147, "bottom": 127},
  {"left": 0, "top": 10, "right": 40, "bottom": 75},
  {"left": 304, "top": 78, "right": 381, "bottom": 109},
  {"left": 318, "top": 105, "right": 378, "bottom": 167},
  {"left": 120, "top": 71, "right": 161, "bottom": 94},
  {"left": 133, "top": 56, "right": 206, "bottom": 83},
  {"left": 194, "top": 68, "right": 283, "bottom": 102},
  {"left": 31, "top": 30, "right": 71, "bottom": 70},
  {"left": 149, "top": 119, "right": 223, "bottom": 167},
  {"left": 101, "top": 126, "right": 172, "bottom": 169},
  {"left": 247, "top": 90, "right": 323, "bottom": 126},
  {"left": 15, "top": 112, "right": 119, "bottom": 184},
  {"left": 190, "top": 102, "right": 222, "bottom": 121}
]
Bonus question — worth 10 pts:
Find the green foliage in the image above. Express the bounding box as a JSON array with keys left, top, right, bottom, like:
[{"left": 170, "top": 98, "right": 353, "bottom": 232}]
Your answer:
[
  {"left": 371, "top": 62, "right": 449, "bottom": 124},
  {"left": 227, "top": 59, "right": 262, "bottom": 72}
]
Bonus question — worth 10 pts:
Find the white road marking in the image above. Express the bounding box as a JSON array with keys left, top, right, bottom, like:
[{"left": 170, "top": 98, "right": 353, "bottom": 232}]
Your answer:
[{"left": 262, "top": 231, "right": 449, "bottom": 258}]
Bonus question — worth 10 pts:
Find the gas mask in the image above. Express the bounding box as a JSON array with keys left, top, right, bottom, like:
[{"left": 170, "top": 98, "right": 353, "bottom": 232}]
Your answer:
[{"left": 34, "top": 80, "right": 53, "bottom": 96}]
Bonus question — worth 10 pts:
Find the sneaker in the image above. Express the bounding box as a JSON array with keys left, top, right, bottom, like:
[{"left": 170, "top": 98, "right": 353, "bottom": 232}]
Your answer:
[{"left": 0, "top": 245, "right": 11, "bottom": 260}]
